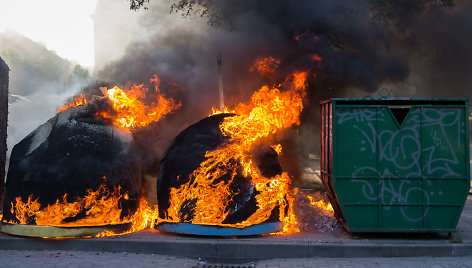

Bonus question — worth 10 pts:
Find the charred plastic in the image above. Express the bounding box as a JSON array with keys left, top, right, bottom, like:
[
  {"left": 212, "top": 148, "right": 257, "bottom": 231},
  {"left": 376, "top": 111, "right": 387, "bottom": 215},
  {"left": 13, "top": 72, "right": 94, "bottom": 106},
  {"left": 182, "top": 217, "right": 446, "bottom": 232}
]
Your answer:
[
  {"left": 156, "top": 113, "right": 282, "bottom": 226},
  {"left": 2, "top": 105, "right": 141, "bottom": 227}
]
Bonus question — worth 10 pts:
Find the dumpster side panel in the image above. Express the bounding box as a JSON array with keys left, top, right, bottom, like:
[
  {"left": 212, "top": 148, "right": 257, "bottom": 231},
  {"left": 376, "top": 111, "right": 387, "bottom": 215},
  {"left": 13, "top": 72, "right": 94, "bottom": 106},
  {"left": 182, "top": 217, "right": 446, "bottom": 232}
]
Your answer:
[
  {"left": 320, "top": 101, "right": 345, "bottom": 222},
  {"left": 421, "top": 106, "right": 469, "bottom": 230},
  {"left": 377, "top": 107, "right": 423, "bottom": 179},
  {"left": 333, "top": 105, "right": 381, "bottom": 229},
  {"left": 421, "top": 107, "right": 468, "bottom": 178},
  {"left": 327, "top": 99, "right": 470, "bottom": 232},
  {"left": 335, "top": 106, "right": 378, "bottom": 178},
  {"left": 380, "top": 205, "right": 424, "bottom": 229}
]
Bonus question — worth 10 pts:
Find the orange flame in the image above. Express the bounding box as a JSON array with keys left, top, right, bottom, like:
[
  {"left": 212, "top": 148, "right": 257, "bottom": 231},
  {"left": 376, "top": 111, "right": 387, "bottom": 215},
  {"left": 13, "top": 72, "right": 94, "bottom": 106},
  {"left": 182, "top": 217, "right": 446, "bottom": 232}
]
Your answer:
[
  {"left": 306, "top": 195, "right": 334, "bottom": 214},
  {"left": 6, "top": 182, "right": 160, "bottom": 236},
  {"left": 210, "top": 106, "right": 235, "bottom": 116},
  {"left": 10, "top": 67, "right": 310, "bottom": 236},
  {"left": 311, "top": 54, "right": 323, "bottom": 62},
  {"left": 271, "top": 144, "right": 282, "bottom": 155},
  {"left": 6, "top": 75, "right": 177, "bottom": 237},
  {"left": 57, "top": 75, "right": 180, "bottom": 129},
  {"left": 166, "top": 69, "right": 308, "bottom": 234},
  {"left": 249, "top": 56, "right": 281, "bottom": 76},
  {"left": 96, "top": 197, "right": 160, "bottom": 237},
  {"left": 8, "top": 183, "right": 126, "bottom": 226},
  {"left": 57, "top": 94, "right": 87, "bottom": 113},
  {"left": 99, "top": 75, "right": 180, "bottom": 129}
]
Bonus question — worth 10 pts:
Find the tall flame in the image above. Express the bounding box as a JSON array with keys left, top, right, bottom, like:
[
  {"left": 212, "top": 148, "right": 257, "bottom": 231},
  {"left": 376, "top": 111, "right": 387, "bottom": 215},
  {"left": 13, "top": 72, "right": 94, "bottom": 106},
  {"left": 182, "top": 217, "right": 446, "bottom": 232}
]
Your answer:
[{"left": 166, "top": 70, "right": 308, "bottom": 234}]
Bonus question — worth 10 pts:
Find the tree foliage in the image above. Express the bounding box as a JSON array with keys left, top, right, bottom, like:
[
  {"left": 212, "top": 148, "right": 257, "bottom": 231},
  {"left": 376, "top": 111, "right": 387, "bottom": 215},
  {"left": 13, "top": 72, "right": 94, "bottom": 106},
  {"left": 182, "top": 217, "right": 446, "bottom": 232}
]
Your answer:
[
  {"left": 367, "top": 0, "right": 455, "bottom": 29},
  {"left": 129, "top": 0, "right": 455, "bottom": 30},
  {"left": 129, "top": 0, "right": 150, "bottom": 10}
]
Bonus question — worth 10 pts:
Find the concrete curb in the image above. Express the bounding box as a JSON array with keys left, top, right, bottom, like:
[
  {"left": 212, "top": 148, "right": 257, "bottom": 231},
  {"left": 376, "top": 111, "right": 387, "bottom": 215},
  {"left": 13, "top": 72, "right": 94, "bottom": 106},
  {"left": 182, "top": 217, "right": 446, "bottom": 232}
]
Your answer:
[{"left": 0, "top": 235, "right": 471, "bottom": 263}]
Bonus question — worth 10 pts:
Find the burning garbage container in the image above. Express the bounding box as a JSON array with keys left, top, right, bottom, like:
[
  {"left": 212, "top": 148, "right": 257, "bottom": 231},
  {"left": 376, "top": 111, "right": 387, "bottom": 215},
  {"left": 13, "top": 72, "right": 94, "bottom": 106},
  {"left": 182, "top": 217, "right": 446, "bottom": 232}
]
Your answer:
[
  {"left": 0, "top": 75, "right": 179, "bottom": 238},
  {"left": 155, "top": 114, "right": 284, "bottom": 236},
  {"left": 321, "top": 98, "right": 470, "bottom": 232},
  {"left": 1, "top": 105, "right": 142, "bottom": 237}
]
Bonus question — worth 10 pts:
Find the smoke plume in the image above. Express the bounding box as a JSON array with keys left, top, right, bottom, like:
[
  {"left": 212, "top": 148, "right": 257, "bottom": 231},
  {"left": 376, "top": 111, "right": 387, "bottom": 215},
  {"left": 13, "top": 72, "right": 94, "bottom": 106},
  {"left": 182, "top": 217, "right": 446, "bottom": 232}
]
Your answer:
[{"left": 92, "top": 0, "right": 470, "bottom": 178}]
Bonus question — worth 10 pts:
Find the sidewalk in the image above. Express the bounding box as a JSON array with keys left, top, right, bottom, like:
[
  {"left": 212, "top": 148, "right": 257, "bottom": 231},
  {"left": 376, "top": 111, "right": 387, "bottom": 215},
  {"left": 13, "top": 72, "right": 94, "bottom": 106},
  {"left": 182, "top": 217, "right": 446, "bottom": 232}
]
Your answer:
[{"left": 0, "top": 195, "right": 471, "bottom": 263}]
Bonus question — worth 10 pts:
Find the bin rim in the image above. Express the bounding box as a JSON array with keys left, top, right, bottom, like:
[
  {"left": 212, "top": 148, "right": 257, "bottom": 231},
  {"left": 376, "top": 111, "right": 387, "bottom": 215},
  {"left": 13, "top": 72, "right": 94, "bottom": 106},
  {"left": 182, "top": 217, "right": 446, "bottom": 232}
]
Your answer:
[{"left": 321, "top": 97, "right": 469, "bottom": 105}]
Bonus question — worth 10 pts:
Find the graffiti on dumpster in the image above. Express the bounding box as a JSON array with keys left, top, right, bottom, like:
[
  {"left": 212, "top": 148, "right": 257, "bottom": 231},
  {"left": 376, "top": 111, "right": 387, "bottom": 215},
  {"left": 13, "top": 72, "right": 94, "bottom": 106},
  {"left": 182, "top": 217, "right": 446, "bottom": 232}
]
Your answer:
[
  {"left": 337, "top": 108, "right": 383, "bottom": 125},
  {"left": 351, "top": 167, "right": 430, "bottom": 222},
  {"left": 336, "top": 107, "right": 466, "bottom": 222}
]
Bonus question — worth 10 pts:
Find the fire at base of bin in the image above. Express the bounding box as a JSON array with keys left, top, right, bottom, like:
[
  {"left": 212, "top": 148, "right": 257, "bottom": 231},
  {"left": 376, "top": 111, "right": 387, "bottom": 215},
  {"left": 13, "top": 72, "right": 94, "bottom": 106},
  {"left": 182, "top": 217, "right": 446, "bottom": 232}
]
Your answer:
[{"left": 1, "top": 105, "right": 142, "bottom": 237}]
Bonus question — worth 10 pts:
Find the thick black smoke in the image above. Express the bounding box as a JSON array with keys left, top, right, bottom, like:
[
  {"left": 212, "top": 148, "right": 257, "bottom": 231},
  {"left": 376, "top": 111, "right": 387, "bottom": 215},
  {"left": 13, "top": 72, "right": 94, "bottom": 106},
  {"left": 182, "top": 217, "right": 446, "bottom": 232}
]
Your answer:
[{"left": 93, "top": 0, "right": 471, "bottom": 183}]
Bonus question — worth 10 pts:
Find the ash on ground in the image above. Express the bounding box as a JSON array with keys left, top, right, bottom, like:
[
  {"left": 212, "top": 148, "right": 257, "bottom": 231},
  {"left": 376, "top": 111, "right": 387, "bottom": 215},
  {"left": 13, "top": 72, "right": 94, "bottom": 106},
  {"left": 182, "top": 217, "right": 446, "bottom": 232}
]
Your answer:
[{"left": 294, "top": 190, "right": 343, "bottom": 234}]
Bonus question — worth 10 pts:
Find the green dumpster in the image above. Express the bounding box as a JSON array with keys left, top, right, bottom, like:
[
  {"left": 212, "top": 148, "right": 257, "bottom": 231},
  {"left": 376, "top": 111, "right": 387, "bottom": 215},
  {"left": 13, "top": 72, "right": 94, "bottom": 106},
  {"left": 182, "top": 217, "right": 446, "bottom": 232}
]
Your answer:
[{"left": 320, "top": 98, "right": 470, "bottom": 232}]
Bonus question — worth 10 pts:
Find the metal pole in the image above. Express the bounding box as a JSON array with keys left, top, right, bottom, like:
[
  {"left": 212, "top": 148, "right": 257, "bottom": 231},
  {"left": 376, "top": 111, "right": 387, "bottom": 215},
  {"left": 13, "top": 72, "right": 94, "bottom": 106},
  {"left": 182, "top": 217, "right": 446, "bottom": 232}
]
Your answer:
[{"left": 217, "top": 53, "right": 224, "bottom": 111}]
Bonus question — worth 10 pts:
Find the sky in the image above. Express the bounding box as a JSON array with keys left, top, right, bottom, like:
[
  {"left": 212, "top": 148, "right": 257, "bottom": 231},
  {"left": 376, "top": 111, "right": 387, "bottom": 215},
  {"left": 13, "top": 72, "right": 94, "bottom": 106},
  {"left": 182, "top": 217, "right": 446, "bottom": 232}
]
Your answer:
[{"left": 0, "top": 0, "right": 97, "bottom": 67}]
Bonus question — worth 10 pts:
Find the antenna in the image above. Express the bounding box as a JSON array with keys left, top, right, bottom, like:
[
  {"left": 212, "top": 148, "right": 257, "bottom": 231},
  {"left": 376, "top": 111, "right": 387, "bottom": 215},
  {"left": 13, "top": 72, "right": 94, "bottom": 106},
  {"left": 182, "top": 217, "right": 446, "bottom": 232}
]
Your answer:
[{"left": 217, "top": 52, "right": 224, "bottom": 112}]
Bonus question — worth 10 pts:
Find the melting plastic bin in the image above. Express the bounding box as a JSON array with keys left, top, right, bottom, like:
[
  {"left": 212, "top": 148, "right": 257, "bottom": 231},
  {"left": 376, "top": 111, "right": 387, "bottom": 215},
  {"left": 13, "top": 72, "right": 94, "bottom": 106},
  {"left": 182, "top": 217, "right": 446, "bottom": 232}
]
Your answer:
[{"left": 321, "top": 98, "right": 470, "bottom": 232}]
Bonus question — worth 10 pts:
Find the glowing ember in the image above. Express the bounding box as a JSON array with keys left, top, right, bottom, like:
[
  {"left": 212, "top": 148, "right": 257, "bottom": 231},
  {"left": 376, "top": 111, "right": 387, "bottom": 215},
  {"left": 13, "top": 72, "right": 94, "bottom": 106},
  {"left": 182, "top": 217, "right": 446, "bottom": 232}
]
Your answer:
[
  {"left": 271, "top": 144, "right": 282, "bottom": 155},
  {"left": 311, "top": 54, "right": 323, "bottom": 62},
  {"left": 99, "top": 75, "right": 180, "bottom": 129},
  {"left": 249, "top": 56, "right": 281, "bottom": 76},
  {"left": 57, "top": 93, "right": 86, "bottom": 113},
  {"left": 165, "top": 67, "right": 308, "bottom": 234}
]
